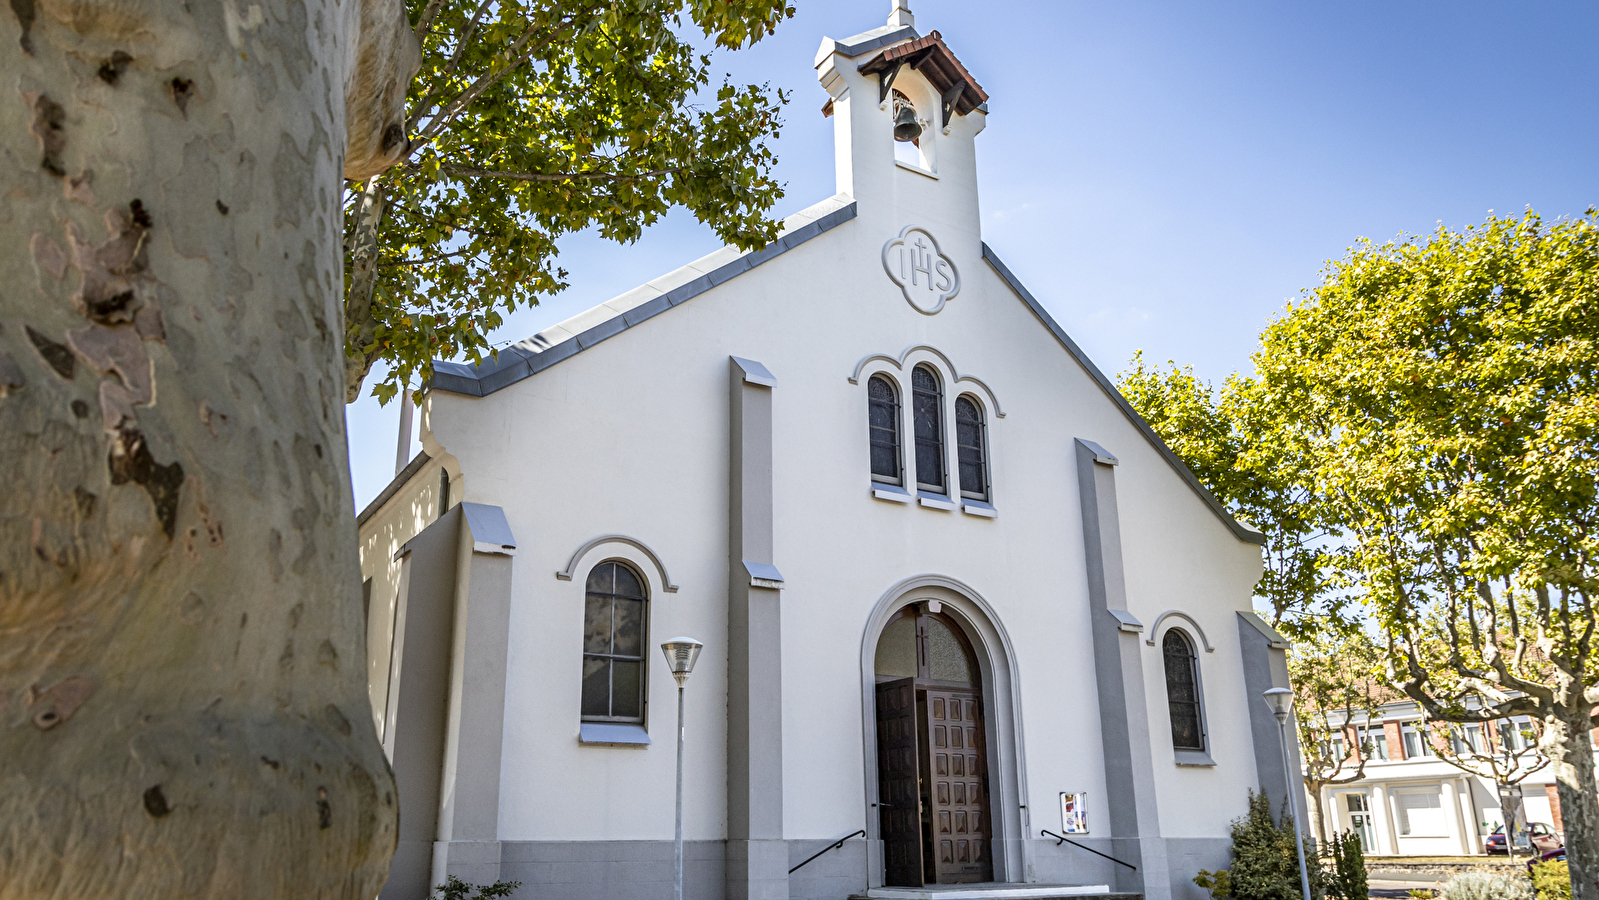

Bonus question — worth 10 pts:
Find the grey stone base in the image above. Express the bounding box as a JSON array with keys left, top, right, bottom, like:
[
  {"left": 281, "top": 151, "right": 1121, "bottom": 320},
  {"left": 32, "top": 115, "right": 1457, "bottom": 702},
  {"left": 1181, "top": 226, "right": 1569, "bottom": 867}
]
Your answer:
[{"left": 389, "top": 837, "right": 1228, "bottom": 900}]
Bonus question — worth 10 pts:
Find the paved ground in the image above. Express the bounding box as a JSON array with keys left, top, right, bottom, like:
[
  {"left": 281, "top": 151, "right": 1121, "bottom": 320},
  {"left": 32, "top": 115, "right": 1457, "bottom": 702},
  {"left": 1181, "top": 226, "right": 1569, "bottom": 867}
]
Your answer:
[{"left": 1369, "top": 878, "right": 1440, "bottom": 899}]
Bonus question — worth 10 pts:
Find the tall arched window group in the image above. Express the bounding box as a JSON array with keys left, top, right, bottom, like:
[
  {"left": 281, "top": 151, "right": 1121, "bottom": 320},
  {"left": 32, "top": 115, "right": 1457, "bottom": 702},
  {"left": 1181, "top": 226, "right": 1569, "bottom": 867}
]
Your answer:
[
  {"left": 868, "top": 364, "right": 989, "bottom": 502},
  {"left": 1162, "top": 628, "right": 1206, "bottom": 753},
  {"left": 581, "top": 561, "right": 649, "bottom": 723}
]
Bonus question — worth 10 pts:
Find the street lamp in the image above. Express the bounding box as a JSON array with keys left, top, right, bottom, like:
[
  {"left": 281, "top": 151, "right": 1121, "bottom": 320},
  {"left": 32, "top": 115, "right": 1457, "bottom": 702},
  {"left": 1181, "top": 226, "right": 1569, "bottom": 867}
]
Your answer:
[
  {"left": 662, "top": 637, "right": 704, "bottom": 900},
  {"left": 1264, "top": 687, "right": 1313, "bottom": 900}
]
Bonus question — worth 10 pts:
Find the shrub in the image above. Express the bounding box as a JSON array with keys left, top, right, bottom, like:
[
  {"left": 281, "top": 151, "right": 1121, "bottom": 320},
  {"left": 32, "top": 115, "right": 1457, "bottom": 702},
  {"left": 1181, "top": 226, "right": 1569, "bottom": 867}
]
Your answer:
[
  {"left": 1325, "top": 829, "right": 1368, "bottom": 900},
  {"left": 1196, "top": 868, "right": 1233, "bottom": 899},
  {"left": 1227, "top": 790, "right": 1325, "bottom": 900},
  {"left": 1439, "top": 869, "right": 1533, "bottom": 900},
  {"left": 1531, "top": 860, "right": 1572, "bottom": 900},
  {"left": 433, "top": 875, "right": 523, "bottom": 900}
]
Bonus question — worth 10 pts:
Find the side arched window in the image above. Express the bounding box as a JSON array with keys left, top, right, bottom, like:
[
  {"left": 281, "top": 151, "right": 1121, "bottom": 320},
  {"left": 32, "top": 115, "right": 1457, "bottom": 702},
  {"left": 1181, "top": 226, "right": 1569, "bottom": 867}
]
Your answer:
[
  {"left": 955, "top": 394, "right": 987, "bottom": 500},
  {"left": 868, "top": 374, "right": 902, "bottom": 484},
  {"left": 582, "top": 561, "right": 648, "bottom": 723},
  {"left": 912, "top": 365, "right": 944, "bottom": 492},
  {"left": 1163, "top": 629, "right": 1204, "bottom": 751}
]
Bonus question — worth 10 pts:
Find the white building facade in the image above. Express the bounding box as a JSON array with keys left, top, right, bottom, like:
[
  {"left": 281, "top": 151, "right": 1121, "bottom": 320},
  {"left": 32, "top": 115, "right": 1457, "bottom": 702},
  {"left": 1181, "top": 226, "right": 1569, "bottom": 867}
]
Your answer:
[
  {"left": 357, "top": 6, "right": 1304, "bottom": 899},
  {"left": 1309, "top": 702, "right": 1564, "bottom": 856}
]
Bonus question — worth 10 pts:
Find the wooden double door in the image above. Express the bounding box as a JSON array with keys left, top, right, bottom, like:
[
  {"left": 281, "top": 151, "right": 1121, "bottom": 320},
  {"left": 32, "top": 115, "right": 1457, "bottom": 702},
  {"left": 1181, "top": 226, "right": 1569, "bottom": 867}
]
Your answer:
[{"left": 875, "top": 677, "right": 992, "bottom": 885}]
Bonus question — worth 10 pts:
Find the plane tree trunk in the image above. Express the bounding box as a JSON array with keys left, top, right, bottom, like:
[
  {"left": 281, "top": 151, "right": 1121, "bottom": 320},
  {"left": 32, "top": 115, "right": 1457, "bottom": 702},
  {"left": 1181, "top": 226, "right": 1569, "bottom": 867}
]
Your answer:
[
  {"left": 1549, "top": 713, "right": 1599, "bottom": 900},
  {"left": 0, "top": 1, "right": 403, "bottom": 895}
]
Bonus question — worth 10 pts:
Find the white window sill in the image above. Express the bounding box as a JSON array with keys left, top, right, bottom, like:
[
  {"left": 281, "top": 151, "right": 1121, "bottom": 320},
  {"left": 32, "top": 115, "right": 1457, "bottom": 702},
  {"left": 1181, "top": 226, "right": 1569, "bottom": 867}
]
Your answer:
[
  {"left": 1175, "top": 749, "right": 1216, "bottom": 767},
  {"left": 918, "top": 492, "right": 957, "bottom": 511},
  {"left": 961, "top": 500, "right": 997, "bottom": 518},
  {"left": 872, "top": 483, "right": 912, "bottom": 503},
  {"left": 579, "top": 723, "right": 650, "bottom": 746},
  {"left": 895, "top": 159, "right": 939, "bottom": 179}
]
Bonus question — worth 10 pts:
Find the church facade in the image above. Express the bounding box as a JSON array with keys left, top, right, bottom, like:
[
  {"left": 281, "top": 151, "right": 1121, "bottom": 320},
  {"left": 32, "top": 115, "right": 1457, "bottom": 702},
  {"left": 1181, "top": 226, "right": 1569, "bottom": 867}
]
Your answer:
[{"left": 357, "top": 6, "right": 1304, "bottom": 900}]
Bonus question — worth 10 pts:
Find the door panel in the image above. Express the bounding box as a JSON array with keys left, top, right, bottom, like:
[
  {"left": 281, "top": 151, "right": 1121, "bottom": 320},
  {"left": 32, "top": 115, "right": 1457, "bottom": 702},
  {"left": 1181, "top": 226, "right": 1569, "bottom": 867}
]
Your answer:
[
  {"left": 923, "top": 689, "right": 992, "bottom": 883},
  {"left": 876, "top": 678, "right": 923, "bottom": 887}
]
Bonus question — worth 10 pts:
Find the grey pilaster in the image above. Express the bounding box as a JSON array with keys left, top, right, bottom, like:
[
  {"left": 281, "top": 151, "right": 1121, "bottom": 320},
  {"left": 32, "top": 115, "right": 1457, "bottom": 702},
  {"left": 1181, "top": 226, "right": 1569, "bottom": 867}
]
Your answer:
[
  {"left": 1237, "top": 611, "right": 1307, "bottom": 832},
  {"left": 381, "top": 507, "right": 464, "bottom": 900},
  {"left": 728, "top": 357, "right": 788, "bottom": 900},
  {"left": 1075, "top": 439, "right": 1172, "bottom": 900},
  {"left": 380, "top": 504, "right": 519, "bottom": 900},
  {"left": 433, "top": 503, "right": 518, "bottom": 886}
]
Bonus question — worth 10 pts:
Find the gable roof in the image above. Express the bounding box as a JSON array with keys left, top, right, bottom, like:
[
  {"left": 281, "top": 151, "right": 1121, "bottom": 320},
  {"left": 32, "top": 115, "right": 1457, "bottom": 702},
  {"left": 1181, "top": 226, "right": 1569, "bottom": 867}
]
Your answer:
[
  {"left": 857, "top": 32, "right": 989, "bottom": 119},
  {"left": 430, "top": 195, "right": 857, "bottom": 397},
  {"left": 424, "top": 199, "right": 1263, "bottom": 547}
]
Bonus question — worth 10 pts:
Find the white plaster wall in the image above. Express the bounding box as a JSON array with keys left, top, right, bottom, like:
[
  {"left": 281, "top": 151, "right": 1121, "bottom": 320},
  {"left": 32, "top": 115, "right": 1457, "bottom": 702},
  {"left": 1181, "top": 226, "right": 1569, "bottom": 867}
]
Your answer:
[
  {"left": 422, "top": 51, "right": 1265, "bottom": 849},
  {"left": 357, "top": 454, "right": 453, "bottom": 740}
]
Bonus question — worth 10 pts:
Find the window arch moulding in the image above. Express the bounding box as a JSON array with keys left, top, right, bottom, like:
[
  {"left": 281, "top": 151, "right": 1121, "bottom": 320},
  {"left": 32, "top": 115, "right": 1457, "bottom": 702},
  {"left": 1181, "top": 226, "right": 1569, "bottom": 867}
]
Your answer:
[
  {"left": 556, "top": 535, "right": 680, "bottom": 594},
  {"left": 1145, "top": 610, "right": 1214, "bottom": 652},
  {"left": 848, "top": 344, "right": 1005, "bottom": 419}
]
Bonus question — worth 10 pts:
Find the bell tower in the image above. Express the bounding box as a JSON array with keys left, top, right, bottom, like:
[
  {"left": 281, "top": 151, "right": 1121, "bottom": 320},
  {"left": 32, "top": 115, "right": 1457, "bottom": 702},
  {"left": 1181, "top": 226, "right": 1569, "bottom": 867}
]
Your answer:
[{"left": 814, "top": 2, "right": 989, "bottom": 248}]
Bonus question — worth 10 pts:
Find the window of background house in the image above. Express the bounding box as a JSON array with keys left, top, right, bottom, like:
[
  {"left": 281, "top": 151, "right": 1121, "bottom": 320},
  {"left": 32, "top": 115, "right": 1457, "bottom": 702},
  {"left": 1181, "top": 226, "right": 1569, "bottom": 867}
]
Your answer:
[
  {"left": 1162, "top": 629, "right": 1204, "bottom": 751},
  {"left": 955, "top": 394, "right": 988, "bottom": 501},
  {"left": 582, "top": 561, "right": 648, "bottom": 723},
  {"left": 868, "top": 374, "right": 902, "bottom": 484},
  {"left": 1402, "top": 722, "right": 1434, "bottom": 758},
  {"left": 1359, "top": 724, "right": 1389, "bottom": 760},
  {"left": 912, "top": 365, "right": 944, "bottom": 493}
]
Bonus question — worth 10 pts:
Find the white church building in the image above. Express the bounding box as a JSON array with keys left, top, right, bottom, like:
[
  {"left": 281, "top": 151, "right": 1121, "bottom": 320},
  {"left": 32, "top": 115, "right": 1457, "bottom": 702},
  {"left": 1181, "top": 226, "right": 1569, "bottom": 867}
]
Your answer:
[{"left": 357, "top": 5, "right": 1304, "bottom": 899}]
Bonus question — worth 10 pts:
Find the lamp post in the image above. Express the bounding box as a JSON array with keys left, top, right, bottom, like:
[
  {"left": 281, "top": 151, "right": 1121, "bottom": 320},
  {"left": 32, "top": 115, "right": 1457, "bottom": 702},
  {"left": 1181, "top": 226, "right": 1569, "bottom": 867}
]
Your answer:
[
  {"left": 1264, "top": 687, "right": 1313, "bottom": 900},
  {"left": 662, "top": 637, "right": 704, "bottom": 900}
]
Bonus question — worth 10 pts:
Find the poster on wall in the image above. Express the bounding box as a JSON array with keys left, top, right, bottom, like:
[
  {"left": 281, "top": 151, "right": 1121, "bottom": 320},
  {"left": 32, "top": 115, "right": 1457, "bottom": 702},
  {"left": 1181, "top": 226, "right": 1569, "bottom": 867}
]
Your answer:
[{"left": 1060, "top": 792, "right": 1088, "bottom": 834}]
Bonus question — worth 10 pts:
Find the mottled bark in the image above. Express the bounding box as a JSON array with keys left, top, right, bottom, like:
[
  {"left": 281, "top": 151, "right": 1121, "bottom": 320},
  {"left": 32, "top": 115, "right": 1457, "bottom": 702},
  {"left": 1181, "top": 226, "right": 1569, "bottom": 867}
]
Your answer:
[
  {"left": 0, "top": 1, "right": 399, "bottom": 896},
  {"left": 342, "top": 177, "right": 385, "bottom": 404},
  {"left": 1549, "top": 715, "right": 1599, "bottom": 900}
]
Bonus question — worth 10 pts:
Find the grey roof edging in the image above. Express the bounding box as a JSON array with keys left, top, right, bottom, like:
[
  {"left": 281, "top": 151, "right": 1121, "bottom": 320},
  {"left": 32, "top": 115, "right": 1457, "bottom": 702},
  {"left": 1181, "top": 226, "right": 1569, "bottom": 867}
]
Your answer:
[
  {"left": 836, "top": 25, "right": 918, "bottom": 59},
  {"left": 356, "top": 449, "right": 432, "bottom": 528},
  {"left": 981, "top": 243, "right": 1266, "bottom": 547},
  {"left": 430, "top": 201, "right": 859, "bottom": 398}
]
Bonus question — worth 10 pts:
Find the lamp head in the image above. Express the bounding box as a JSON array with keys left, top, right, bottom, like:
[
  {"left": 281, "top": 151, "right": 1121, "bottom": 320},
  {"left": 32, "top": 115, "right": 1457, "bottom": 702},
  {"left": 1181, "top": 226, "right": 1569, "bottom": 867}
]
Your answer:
[
  {"left": 661, "top": 637, "right": 704, "bottom": 688},
  {"left": 1262, "top": 687, "right": 1295, "bottom": 723}
]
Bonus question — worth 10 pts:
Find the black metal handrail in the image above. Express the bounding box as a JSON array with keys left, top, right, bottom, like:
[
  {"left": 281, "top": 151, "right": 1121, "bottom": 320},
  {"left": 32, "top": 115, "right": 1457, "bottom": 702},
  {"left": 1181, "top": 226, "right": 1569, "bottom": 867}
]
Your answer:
[
  {"left": 1040, "top": 829, "right": 1138, "bottom": 871},
  {"left": 789, "top": 830, "right": 867, "bottom": 875}
]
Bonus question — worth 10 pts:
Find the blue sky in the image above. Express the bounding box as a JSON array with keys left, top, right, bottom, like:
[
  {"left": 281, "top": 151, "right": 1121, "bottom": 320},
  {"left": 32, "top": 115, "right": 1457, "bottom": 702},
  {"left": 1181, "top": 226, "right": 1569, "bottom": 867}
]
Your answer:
[{"left": 347, "top": 0, "right": 1599, "bottom": 509}]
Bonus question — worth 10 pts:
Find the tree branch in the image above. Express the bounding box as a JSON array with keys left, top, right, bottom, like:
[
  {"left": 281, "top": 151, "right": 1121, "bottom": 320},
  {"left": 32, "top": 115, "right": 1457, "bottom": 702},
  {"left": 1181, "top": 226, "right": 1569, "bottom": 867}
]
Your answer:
[{"left": 439, "top": 165, "right": 681, "bottom": 183}]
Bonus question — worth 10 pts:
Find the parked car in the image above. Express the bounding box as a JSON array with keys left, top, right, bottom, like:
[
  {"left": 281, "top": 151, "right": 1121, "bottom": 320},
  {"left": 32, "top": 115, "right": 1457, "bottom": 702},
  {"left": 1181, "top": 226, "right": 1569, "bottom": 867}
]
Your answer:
[
  {"left": 1486, "top": 822, "right": 1562, "bottom": 855},
  {"left": 1528, "top": 847, "right": 1566, "bottom": 873}
]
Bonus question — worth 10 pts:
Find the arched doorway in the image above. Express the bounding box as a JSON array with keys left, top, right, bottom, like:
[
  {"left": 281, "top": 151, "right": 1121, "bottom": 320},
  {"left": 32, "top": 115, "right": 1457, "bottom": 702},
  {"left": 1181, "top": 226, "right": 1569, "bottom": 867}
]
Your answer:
[{"left": 873, "top": 605, "right": 994, "bottom": 886}]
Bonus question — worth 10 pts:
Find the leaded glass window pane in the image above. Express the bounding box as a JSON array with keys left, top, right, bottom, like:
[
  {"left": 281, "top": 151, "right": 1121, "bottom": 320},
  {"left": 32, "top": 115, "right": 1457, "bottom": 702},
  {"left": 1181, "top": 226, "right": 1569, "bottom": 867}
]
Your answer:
[
  {"left": 581, "top": 561, "right": 648, "bottom": 722},
  {"left": 912, "top": 366, "right": 943, "bottom": 491},
  {"left": 868, "top": 375, "right": 901, "bottom": 482},
  {"left": 1163, "top": 630, "right": 1204, "bottom": 750},
  {"left": 925, "top": 617, "right": 975, "bottom": 684},
  {"left": 955, "top": 395, "right": 986, "bottom": 499},
  {"left": 875, "top": 615, "right": 918, "bottom": 678}
]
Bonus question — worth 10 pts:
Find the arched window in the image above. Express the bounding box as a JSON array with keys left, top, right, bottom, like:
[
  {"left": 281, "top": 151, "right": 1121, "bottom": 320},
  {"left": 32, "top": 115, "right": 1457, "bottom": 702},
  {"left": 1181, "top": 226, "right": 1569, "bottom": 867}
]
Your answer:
[
  {"left": 868, "top": 374, "right": 902, "bottom": 484},
  {"left": 955, "top": 394, "right": 987, "bottom": 500},
  {"left": 582, "top": 561, "right": 648, "bottom": 723},
  {"left": 1162, "top": 629, "right": 1204, "bottom": 751},
  {"left": 912, "top": 365, "right": 944, "bottom": 493}
]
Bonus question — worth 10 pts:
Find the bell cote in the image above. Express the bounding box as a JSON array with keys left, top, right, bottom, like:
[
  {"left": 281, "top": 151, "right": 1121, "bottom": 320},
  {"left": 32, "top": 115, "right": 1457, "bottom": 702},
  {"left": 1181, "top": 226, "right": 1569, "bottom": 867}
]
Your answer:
[{"left": 815, "top": 2, "right": 989, "bottom": 230}]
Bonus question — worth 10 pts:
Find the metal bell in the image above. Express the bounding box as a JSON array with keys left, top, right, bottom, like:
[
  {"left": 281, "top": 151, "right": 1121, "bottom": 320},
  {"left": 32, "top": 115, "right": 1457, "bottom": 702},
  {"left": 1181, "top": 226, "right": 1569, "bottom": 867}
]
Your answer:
[{"left": 893, "top": 104, "right": 922, "bottom": 142}]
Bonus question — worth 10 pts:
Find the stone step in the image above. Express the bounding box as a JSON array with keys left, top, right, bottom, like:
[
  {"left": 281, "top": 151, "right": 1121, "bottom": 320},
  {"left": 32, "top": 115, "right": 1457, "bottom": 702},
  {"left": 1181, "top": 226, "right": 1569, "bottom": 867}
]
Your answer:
[{"left": 853, "top": 887, "right": 1137, "bottom": 900}]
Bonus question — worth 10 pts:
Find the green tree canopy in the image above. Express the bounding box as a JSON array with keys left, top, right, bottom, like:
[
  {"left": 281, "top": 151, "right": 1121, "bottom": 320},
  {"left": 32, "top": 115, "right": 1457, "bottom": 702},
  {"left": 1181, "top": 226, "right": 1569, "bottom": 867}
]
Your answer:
[{"left": 345, "top": 0, "right": 795, "bottom": 403}]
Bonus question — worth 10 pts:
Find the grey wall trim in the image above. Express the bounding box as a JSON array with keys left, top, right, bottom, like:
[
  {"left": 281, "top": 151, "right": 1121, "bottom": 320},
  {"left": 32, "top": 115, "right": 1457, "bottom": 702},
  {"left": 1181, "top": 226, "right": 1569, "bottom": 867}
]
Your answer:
[
  {"left": 857, "top": 574, "right": 1032, "bottom": 886},
  {"left": 1075, "top": 439, "right": 1172, "bottom": 900},
  {"left": 848, "top": 343, "right": 1006, "bottom": 417},
  {"left": 436, "top": 513, "right": 516, "bottom": 851},
  {"left": 1237, "top": 611, "right": 1307, "bottom": 836},
  {"left": 554, "top": 534, "right": 680, "bottom": 593},
  {"left": 380, "top": 507, "right": 464, "bottom": 900},
  {"left": 1146, "top": 610, "right": 1215, "bottom": 652},
  {"left": 428, "top": 203, "right": 858, "bottom": 398},
  {"left": 460, "top": 501, "right": 517, "bottom": 552},
  {"left": 358, "top": 449, "right": 432, "bottom": 527},
  {"left": 835, "top": 24, "right": 918, "bottom": 59},
  {"left": 985, "top": 246, "right": 1264, "bottom": 546},
  {"left": 727, "top": 356, "right": 788, "bottom": 900}
]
